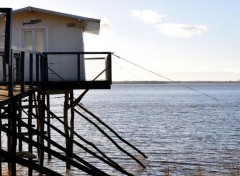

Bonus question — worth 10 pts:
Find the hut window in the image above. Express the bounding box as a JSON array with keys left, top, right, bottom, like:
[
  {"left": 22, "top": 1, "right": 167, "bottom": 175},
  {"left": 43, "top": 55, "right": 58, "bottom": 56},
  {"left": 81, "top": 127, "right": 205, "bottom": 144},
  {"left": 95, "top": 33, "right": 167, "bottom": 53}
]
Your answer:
[
  {"left": 67, "top": 23, "right": 76, "bottom": 27},
  {"left": 24, "top": 31, "right": 33, "bottom": 50},
  {"left": 21, "top": 28, "right": 46, "bottom": 52}
]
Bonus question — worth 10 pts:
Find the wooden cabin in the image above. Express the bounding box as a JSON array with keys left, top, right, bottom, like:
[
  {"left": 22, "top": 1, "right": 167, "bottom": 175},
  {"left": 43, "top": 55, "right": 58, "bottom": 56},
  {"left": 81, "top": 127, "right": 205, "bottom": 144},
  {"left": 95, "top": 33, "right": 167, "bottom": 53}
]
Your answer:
[
  {"left": 0, "top": 9, "right": 145, "bottom": 176},
  {"left": 0, "top": 7, "right": 111, "bottom": 90}
]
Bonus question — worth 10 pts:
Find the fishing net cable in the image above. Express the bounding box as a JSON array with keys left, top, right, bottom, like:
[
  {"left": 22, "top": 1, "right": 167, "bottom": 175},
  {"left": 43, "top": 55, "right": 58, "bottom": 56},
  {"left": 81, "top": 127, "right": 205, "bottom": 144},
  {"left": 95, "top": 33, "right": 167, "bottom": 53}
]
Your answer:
[{"left": 112, "top": 53, "right": 218, "bottom": 101}]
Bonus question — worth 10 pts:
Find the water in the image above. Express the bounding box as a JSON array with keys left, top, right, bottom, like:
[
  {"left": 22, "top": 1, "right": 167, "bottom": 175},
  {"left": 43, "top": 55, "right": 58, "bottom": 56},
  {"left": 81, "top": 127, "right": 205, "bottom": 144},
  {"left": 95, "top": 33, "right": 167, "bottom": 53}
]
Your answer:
[
  {"left": 79, "top": 83, "right": 240, "bottom": 175},
  {"left": 2, "top": 83, "right": 240, "bottom": 175}
]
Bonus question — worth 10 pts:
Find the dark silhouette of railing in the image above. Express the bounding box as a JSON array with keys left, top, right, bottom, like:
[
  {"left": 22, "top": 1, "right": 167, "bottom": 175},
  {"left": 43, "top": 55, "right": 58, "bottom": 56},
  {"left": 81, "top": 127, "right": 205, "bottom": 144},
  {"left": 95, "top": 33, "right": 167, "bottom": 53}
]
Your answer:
[
  {"left": 0, "top": 50, "right": 112, "bottom": 95},
  {"left": 43, "top": 52, "right": 111, "bottom": 82},
  {"left": 0, "top": 50, "right": 44, "bottom": 93}
]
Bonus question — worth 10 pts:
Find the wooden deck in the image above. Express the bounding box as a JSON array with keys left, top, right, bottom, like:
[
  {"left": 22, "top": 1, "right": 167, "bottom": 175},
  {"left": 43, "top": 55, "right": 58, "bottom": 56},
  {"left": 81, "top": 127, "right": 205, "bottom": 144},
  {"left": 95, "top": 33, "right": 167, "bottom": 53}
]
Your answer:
[
  {"left": 0, "top": 80, "right": 110, "bottom": 105},
  {"left": 0, "top": 85, "right": 39, "bottom": 105}
]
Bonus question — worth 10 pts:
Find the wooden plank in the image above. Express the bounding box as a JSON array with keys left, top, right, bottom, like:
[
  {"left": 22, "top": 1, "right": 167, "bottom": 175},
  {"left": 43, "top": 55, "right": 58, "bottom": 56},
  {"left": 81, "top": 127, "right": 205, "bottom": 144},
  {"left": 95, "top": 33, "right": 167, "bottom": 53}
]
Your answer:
[{"left": 0, "top": 85, "right": 37, "bottom": 104}]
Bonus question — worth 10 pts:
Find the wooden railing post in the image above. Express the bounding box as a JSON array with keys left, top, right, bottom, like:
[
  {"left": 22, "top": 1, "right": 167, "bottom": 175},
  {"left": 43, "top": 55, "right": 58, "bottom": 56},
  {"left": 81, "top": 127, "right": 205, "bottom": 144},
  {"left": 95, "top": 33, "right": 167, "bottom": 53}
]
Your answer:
[
  {"left": 2, "top": 55, "right": 7, "bottom": 84},
  {"left": 29, "top": 53, "right": 33, "bottom": 88},
  {"left": 105, "top": 53, "right": 112, "bottom": 84},
  {"left": 40, "top": 54, "right": 48, "bottom": 88},
  {"left": 1, "top": 8, "right": 12, "bottom": 65},
  {"left": 36, "top": 54, "right": 40, "bottom": 84},
  {"left": 20, "top": 51, "right": 25, "bottom": 92},
  {"left": 77, "top": 53, "right": 81, "bottom": 84},
  {"left": 0, "top": 8, "right": 13, "bottom": 96},
  {"left": 8, "top": 50, "right": 13, "bottom": 96}
]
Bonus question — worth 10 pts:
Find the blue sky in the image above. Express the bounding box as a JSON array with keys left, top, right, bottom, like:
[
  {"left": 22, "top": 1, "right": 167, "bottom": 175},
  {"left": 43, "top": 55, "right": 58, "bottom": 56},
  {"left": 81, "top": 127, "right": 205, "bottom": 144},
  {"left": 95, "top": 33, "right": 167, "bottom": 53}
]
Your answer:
[{"left": 2, "top": 0, "right": 240, "bottom": 81}]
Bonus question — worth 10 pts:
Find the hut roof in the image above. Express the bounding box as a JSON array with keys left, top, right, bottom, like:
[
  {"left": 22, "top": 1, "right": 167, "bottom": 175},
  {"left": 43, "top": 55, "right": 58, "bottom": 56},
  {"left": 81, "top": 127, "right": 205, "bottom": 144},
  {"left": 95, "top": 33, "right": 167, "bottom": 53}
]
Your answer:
[{"left": 11, "top": 6, "right": 101, "bottom": 34}]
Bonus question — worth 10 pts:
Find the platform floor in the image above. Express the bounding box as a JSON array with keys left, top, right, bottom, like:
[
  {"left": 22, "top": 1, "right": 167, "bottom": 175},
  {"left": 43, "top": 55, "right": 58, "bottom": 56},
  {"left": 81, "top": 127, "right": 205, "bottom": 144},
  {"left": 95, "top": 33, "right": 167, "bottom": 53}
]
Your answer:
[{"left": 0, "top": 85, "right": 38, "bottom": 105}]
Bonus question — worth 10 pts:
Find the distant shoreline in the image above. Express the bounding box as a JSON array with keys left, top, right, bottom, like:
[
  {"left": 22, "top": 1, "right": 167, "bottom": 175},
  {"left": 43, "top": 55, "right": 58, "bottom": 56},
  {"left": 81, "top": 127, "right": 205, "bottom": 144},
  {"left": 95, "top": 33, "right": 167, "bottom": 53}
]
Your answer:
[{"left": 113, "top": 81, "right": 240, "bottom": 84}]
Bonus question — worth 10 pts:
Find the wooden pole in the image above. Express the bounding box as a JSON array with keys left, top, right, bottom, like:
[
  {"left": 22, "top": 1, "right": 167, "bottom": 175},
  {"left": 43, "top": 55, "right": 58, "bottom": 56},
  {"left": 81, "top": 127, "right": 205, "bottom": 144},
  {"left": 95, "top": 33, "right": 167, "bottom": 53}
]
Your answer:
[
  {"left": 47, "top": 94, "right": 51, "bottom": 159},
  {"left": 78, "top": 104, "right": 148, "bottom": 158},
  {"left": 1, "top": 149, "right": 63, "bottom": 176},
  {"left": 28, "top": 92, "right": 33, "bottom": 176},
  {"left": 35, "top": 92, "right": 41, "bottom": 158},
  {"left": 8, "top": 97, "right": 17, "bottom": 176},
  {"left": 2, "top": 55, "right": 7, "bottom": 84},
  {"left": 18, "top": 100, "right": 22, "bottom": 152},
  {"left": 10, "top": 119, "right": 109, "bottom": 176},
  {"left": 0, "top": 107, "right": 2, "bottom": 175},
  {"left": 69, "top": 90, "right": 74, "bottom": 159},
  {"left": 20, "top": 51, "right": 25, "bottom": 92},
  {"left": 74, "top": 108, "right": 146, "bottom": 168},
  {"left": 64, "top": 91, "right": 70, "bottom": 171},
  {"left": 39, "top": 92, "right": 45, "bottom": 174},
  {"left": 42, "top": 106, "right": 132, "bottom": 175}
]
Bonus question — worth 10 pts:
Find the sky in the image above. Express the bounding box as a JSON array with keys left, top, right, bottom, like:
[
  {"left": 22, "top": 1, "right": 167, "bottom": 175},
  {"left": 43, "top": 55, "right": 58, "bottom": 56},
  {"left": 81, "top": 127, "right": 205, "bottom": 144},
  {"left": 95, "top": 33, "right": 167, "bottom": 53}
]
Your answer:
[{"left": 1, "top": 0, "right": 240, "bottom": 81}]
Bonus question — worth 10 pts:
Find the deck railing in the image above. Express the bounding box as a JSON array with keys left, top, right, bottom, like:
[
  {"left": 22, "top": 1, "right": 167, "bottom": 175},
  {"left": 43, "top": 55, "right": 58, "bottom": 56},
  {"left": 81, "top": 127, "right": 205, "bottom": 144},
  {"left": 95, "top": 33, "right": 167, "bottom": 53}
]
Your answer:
[
  {"left": 0, "top": 50, "right": 112, "bottom": 95},
  {"left": 43, "top": 52, "right": 112, "bottom": 85},
  {"left": 0, "top": 49, "right": 44, "bottom": 95}
]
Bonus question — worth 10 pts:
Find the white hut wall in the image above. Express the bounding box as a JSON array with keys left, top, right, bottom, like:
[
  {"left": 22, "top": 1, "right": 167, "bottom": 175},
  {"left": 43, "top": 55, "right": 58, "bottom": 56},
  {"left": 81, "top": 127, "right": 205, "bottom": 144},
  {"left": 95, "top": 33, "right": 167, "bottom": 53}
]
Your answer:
[{"left": 11, "top": 11, "right": 85, "bottom": 82}]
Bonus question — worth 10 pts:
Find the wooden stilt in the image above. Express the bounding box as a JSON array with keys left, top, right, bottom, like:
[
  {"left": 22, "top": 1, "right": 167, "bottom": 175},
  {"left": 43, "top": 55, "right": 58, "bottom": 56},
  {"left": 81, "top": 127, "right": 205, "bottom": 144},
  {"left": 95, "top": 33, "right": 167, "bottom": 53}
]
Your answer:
[
  {"left": 46, "top": 94, "right": 51, "bottom": 159},
  {"left": 1, "top": 149, "right": 63, "bottom": 176},
  {"left": 69, "top": 90, "right": 74, "bottom": 159},
  {"left": 34, "top": 92, "right": 41, "bottom": 158},
  {"left": 9, "top": 119, "right": 110, "bottom": 176},
  {"left": 39, "top": 92, "right": 45, "bottom": 175},
  {"left": 78, "top": 104, "right": 148, "bottom": 158},
  {"left": 74, "top": 108, "right": 146, "bottom": 168},
  {"left": 64, "top": 91, "right": 70, "bottom": 171},
  {"left": 8, "top": 98, "right": 17, "bottom": 176},
  {"left": 28, "top": 92, "right": 33, "bottom": 176},
  {"left": 0, "top": 107, "right": 2, "bottom": 176},
  {"left": 18, "top": 100, "right": 22, "bottom": 152},
  {"left": 42, "top": 106, "right": 133, "bottom": 175}
]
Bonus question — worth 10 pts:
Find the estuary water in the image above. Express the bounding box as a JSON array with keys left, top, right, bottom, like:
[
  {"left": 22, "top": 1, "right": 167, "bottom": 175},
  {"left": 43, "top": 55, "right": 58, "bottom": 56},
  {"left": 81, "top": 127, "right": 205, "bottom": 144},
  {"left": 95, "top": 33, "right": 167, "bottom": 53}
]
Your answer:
[
  {"left": 2, "top": 83, "right": 240, "bottom": 175},
  {"left": 70, "top": 83, "right": 240, "bottom": 175}
]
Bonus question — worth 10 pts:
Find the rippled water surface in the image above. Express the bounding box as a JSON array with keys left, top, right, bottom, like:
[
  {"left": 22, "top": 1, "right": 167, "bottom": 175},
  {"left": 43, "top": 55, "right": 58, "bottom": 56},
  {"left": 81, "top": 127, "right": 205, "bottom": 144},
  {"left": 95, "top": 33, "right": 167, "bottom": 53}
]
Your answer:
[{"left": 2, "top": 83, "right": 240, "bottom": 175}]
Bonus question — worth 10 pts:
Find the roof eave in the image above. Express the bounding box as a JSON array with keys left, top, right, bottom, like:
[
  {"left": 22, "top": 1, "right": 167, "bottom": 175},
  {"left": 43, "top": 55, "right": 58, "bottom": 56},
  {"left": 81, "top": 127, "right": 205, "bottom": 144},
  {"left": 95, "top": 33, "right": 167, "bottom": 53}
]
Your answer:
[{"left": 12, "top": 6, "right": 101, "bottom": 34}]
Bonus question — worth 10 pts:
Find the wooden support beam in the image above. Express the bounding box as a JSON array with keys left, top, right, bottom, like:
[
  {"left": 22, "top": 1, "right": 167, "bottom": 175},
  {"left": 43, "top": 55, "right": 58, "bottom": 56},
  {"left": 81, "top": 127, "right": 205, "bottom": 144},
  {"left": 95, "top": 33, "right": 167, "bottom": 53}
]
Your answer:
[
  {"left": 64, "top": 91, "right": 70, "bottom": 171},
  {"left": 0, "top": 108, "right": 2, "bottom": 175},
  {"left": 46, "top": 94, "right": 51, "bottom": 159},
  {"left": 78, "top": 104, "right": 148, "bottom": 158},
  {"left": 69, "top": 91, "right": 74, "bottom": 160},
  {"left": 0, "top": 149, "right": 63, "bottom": 176},
  {"left": 42, "top": 105, "right": 133, "bottom": 175},
  {"left": 17, "top": 100, "right": 22, "bottom": 152},
  {"left": 39, "top": 92, "right": 45, "bottom": 174},
  {"left": 34, "top": 92, "right": 40, "bottom": 158},
  {"left": 8, "top": 97, "right": 17, "bottom": 176},
  {"left": 74, "top": 108, "right": 146, "bottom": 168},
  {"left": 28, "top": 92, "right": 33, "bottom": 176},
  {"left": 11, "top": 120, "right": 110, "bottom": 176}
]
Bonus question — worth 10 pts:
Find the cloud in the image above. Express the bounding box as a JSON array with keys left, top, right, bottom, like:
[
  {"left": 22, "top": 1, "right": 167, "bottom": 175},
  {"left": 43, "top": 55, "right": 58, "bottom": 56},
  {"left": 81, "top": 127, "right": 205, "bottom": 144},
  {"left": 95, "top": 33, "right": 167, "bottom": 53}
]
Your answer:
[
  {"left": 130, "top": 9, "right": 208, "bottom": 38},
  {"left": 154, "top": 23, "right": 208, "bottom": 38},
  {"left": 131, "top": 9, "right": 166, "bottom": 24},
  {"left": 100, "top": 18, "right": 116, "bottom": 34}
]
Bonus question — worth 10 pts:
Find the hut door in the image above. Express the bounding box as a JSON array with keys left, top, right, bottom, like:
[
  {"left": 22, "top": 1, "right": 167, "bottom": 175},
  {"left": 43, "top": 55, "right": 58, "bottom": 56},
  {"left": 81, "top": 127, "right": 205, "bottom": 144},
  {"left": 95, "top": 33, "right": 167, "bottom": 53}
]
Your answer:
[
  {"left": 20, "top": 28, "right": 47, "bottom": 81},
  {"left": 21, "top": 28, "right": 47, "bottom": 52}
]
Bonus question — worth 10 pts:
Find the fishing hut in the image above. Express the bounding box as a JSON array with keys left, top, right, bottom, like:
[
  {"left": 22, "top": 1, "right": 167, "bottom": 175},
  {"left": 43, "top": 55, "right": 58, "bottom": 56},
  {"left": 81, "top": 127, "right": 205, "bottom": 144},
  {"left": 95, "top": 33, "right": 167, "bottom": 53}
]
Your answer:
[{"left": 0, "top": 7, "right": 147, "bottom": 176}]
